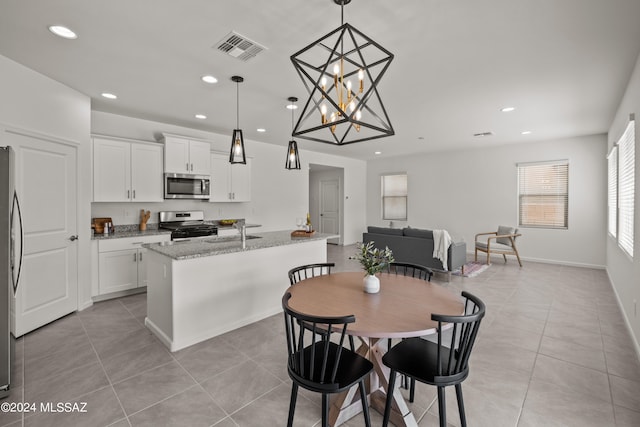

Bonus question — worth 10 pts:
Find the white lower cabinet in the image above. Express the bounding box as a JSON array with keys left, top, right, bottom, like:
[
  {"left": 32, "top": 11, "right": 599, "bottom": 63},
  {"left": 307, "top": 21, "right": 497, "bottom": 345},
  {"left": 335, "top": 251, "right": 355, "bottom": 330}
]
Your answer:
[{"left": 96, "top": 234, "right": 170, "bottom": 296}]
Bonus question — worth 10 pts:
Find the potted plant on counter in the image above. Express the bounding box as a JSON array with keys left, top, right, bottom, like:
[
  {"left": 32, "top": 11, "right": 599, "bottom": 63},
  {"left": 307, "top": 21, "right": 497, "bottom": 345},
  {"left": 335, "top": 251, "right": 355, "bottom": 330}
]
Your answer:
[{"left": 352, "top": 241, "right": 394, "bottom": 293}]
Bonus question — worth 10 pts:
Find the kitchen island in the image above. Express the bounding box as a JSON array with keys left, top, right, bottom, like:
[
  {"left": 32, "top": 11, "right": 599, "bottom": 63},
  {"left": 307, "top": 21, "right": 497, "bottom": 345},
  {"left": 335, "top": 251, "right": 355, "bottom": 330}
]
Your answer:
[{"left": 143, "top": 230, "right": 334, "bottom": 351}]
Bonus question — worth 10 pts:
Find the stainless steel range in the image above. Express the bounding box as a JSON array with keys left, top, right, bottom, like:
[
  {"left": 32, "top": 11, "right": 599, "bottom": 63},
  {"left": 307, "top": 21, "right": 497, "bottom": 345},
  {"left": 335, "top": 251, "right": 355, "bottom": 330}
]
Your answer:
[{"left": 159, "top": 210, "right": 217, "bottom": 241}]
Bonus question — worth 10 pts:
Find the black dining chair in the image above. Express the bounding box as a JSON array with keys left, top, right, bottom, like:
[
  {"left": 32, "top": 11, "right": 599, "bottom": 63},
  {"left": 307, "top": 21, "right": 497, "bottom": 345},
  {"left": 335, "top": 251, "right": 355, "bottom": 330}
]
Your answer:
[
  {"left": 282, "top": 292, "right": 373, "bottom": 427},
  {"left": 288, "top": 262, "right": 335, "bottom": 285},
  {"left": 387, "top": 261, "right": 433, "bottom": 282},
  {"left": 386, "top": 262, "right": 433, "bottom": 356},
  {"left": 288, "top": 262, "right": 355, "bottom": 351},
  {"left": 382, "top": 291, "right": 485, "bottom": 427}
]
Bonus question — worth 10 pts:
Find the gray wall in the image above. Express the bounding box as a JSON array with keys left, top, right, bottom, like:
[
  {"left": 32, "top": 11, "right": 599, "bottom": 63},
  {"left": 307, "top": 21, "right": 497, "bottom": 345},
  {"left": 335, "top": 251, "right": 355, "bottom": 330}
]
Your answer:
[
  {"left": 366, "top": 134, "right": 607, "bottom": 268},
  {"left": 0, "top": 54, "right": 93, "bottom": 309},
  {"left": 607, "top": 52, "right": 640, "bottom": 352}
]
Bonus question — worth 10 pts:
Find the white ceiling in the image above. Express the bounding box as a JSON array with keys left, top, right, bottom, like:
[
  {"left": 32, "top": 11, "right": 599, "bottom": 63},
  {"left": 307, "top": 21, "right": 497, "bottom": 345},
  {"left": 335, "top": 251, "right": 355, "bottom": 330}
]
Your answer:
[{"left": 1, "top": 0, "right": 639, "bottom": 160}]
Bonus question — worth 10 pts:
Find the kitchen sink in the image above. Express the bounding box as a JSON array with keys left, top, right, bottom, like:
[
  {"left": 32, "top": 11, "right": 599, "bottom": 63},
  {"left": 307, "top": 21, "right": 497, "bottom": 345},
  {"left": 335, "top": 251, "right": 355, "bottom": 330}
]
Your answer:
[{"left": 203, "top": 235, "right": 262, "bottom": 244}]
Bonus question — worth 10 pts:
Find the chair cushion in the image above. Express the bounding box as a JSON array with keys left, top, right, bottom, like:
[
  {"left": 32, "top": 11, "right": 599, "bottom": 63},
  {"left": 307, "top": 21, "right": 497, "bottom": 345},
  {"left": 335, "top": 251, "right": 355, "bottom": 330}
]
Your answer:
[
  {"left": 402, "top": 228, "right": 433, "bottom": 240},
  {"left": 475, "top": 241, "right": 513, "bottom": 251},
  {"left": 367, "top": 226, "right": 404, "bottom": 236},
  {"left": 496, "top": 226, "right": 516, "bottom": 246}
]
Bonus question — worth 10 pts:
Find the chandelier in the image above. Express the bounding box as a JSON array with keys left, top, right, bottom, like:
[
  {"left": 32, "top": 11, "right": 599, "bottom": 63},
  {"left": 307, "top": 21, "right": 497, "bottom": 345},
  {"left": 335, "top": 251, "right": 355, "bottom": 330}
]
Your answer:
[{"left": 290, "top": 0, "right": 394, "bottom": 145}]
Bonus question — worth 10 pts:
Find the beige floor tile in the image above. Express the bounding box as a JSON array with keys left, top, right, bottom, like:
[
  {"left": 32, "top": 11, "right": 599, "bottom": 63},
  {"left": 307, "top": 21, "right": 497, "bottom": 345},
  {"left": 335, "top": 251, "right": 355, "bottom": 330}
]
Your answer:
[
  {"left": 128, "top": 385, "right": 227, "bottom": 427},
  {"left": 519, "top": 379, "right": 615, "bottom": 427}
]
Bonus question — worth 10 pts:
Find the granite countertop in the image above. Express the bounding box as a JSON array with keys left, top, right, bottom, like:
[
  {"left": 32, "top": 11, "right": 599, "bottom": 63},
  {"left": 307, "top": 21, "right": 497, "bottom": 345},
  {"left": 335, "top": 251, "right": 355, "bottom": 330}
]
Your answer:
[
  {"left": 91, "top": 224, "right": 171, "bottom": 240},
  {"left": 143, "top": 230, "right": 336, "bottom": 260}
]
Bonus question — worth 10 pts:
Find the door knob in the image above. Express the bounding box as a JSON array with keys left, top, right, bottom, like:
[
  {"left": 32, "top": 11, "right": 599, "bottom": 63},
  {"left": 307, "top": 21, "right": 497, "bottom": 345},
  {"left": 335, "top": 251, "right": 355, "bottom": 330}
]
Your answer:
[{"left": 68, "top": 235, "right": 78, "bottom": 241}]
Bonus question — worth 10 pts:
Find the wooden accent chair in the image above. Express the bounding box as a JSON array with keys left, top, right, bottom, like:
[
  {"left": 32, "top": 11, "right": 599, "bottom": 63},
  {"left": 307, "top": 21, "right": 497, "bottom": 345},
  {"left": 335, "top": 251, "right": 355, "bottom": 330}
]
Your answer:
[
  {"left": 282, "top": 292, "right": 373, "bottom": 427},
  {"left": 474, "top": 226, "right": 522, "bottom": 266}
]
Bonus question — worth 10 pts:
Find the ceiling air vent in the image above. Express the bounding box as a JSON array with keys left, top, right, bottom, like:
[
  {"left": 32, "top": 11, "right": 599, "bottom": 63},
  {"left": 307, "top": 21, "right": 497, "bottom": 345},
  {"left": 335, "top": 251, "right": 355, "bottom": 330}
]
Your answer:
[
  {"left": 214, "top": 31, "right": 267, "bottom": 62},
  {"left": 473, "top": 131, "right": 494, "bottom": 137}
]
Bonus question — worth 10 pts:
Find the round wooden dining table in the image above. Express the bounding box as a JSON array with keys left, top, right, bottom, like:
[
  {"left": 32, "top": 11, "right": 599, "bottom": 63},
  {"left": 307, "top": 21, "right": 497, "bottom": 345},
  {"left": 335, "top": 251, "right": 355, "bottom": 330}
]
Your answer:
[{"left": 286, "top": 271, "right": 464, "bottom": 427}]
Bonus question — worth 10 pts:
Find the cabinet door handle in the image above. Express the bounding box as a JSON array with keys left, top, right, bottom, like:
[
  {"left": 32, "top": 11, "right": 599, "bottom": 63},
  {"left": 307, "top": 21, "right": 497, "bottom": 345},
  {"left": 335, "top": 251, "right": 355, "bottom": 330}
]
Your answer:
[
  {"left": 186, "top": 162, "right": 189, "bottom": 171},
  {"left": 133, "top": 253, "right": 137, "bottom": 262},
  {"left": 133, "top": 190, "right": 136, "bottom": 199},
  {"left": 127, "top": 190, "right": 130, "bottom": 199},
  {"left": 139, "top": 252, "right": 143, "bottom": 262}
]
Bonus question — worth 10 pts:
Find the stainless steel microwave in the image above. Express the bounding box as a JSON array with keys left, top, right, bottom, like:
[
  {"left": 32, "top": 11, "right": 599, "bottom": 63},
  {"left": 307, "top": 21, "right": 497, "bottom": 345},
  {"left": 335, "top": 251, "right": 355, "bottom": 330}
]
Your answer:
[{"left": 164, "top": 173, "right": 210, "bottom": 199}]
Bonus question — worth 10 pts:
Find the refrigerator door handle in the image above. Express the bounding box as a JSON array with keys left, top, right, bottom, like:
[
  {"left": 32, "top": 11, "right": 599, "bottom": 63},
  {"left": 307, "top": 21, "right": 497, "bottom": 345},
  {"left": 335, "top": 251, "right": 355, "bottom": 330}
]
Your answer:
[{"left": 10, "top": 191, "right": 23, "bottom": 294}]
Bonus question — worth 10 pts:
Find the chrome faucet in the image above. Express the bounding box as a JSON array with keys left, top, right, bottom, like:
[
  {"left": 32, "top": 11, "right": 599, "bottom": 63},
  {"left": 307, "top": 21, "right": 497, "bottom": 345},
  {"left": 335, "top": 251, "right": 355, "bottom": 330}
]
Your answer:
[{"left": 233, "top": 219, "right": 247, "bottom": 248}]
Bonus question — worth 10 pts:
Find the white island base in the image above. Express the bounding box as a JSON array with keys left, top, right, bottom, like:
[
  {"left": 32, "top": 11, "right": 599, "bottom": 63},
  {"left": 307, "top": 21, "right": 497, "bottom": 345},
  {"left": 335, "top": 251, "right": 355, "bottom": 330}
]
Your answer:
[{"left": 144, "top": 234, "right": 328, "bottom": 351}]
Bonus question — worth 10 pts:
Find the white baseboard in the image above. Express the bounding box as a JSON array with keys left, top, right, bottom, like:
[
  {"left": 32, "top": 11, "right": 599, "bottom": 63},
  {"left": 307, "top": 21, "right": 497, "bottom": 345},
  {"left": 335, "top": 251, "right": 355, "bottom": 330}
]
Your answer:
[
  {"left": 465, "top": 251, "right": 605, "bottom": 269},
  {"left": 605, "top": 269, "right": 640, "bottom": 364}
]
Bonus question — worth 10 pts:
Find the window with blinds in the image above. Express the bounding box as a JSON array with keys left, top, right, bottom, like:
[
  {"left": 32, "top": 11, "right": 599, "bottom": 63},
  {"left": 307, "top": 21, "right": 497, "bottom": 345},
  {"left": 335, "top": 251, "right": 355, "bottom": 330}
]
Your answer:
[
  {"left": 617, "top": 118, "right": 635, "bottom": 257},
  {"left": 517, "top": 161, "right": 569, "bottom": 229},
  {"left": 381, "top": 174, "right": 407, "bottom": 220},
  {"left": 607, "top": 146, "right": 618, "bottom": 238}
]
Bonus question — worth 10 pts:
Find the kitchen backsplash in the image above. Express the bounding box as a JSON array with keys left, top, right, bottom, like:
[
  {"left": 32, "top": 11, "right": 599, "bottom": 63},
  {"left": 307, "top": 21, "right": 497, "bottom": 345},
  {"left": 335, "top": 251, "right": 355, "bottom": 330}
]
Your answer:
[{"left": 91, "top": 200, "right": 256, "bottom": 227}]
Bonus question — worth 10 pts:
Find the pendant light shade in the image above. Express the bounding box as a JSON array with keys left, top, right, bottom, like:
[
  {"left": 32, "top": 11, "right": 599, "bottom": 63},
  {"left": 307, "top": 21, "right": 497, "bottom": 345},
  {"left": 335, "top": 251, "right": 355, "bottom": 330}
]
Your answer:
[
  {"left": 285, "top": 96, "right": 301, "bottom": 170},
  {"left": 229, "top": 75, "right": 247, "bottom": 164}
]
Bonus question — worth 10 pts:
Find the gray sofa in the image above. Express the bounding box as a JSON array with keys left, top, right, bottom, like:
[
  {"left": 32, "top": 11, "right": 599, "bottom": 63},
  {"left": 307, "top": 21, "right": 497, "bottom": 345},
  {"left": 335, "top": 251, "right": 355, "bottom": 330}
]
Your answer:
[{"left": 362, "top": 226, "right": 467, "bottom": 279}]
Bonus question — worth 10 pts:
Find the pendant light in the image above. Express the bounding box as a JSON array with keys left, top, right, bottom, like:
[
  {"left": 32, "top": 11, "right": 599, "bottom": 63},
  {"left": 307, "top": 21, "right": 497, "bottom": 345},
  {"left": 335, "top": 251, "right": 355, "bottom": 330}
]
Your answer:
[
  {"left": 229, "top": 75, "right": 246, "bottom": 164},
  {"left": 285, "top": 97, "right": 301, "bottom": 170},
  {"left": 290, "top": 0, "right": 394, "bottom": 145}
]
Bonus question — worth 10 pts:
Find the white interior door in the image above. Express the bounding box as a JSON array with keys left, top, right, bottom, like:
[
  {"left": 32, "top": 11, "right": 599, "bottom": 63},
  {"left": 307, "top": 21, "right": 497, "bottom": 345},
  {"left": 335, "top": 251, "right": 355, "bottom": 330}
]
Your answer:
[
  {"left": 10, "top": 132, "right": 78, "bottom": 337},
  {"left": 320, "top": 179, "right": 340, "bottom": 244}
]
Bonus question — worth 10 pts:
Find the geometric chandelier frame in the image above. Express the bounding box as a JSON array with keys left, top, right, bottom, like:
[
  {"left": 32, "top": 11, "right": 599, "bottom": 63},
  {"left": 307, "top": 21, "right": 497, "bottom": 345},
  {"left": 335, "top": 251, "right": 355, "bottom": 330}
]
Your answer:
[{"left": 290, "top": 0, "right": 394, "bottom": 145}]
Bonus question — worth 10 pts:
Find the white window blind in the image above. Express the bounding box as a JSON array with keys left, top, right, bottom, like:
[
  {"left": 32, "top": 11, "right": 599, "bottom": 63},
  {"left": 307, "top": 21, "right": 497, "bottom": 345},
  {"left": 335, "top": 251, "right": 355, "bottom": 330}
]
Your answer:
[
  {"left": 518, "top": 161, "right": 569, "bottom": 229},
  {"left": 618, "top": 118, "right": 635, "bottom": 257},
  {"left": 381, "top": 174, "right": 407, "bottom": 220},
  {"left": 607, "top": 146, "right": 618, "bottom": 238}
]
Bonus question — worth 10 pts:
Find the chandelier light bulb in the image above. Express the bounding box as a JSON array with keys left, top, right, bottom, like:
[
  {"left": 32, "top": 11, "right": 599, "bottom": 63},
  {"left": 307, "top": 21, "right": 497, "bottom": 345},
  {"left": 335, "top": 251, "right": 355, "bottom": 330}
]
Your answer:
[
  {"left": 346, "top": 80, "right": 352, "bottom": 101},
  {"left": 234, "top": 139, "right": 243, "bottom": 155},
  {"left": 358, "top": 69, "right": 364, "bottom": 93},
  {"left": 321, "top": 104, "right": 327, "bottom": 124}
]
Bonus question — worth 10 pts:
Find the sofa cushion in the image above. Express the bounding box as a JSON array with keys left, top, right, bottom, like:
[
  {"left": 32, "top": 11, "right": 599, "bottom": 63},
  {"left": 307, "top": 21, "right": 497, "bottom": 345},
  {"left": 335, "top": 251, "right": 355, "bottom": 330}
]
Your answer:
[
  {"left": 402, "top": 228, "right": 433, "bottom": 240},
  {"left": 496, "top": 226, "right": 516, "bottom": 246},
  {"left": 367, "top": 226, "right": 404, "bottom": 236}
]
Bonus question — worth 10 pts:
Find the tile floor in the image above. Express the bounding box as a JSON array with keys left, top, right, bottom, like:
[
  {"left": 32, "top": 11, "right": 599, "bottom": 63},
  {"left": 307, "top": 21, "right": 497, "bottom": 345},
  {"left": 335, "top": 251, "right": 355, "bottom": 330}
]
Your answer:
[{"left": 1, "top": 244, "right": 640, "bottom": 426}]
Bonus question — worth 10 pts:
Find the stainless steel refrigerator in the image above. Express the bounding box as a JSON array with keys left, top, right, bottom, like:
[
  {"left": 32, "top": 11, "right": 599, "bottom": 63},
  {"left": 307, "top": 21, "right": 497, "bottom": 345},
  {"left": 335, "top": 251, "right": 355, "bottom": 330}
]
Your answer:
[{"left": 1, "top": 146, "right": 22, "bottom": 399}]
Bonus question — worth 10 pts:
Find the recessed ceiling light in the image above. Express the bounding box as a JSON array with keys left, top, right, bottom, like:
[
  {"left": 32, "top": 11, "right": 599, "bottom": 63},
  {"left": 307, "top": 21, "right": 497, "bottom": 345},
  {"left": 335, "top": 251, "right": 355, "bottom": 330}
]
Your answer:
[
  {"left": 101, "top": 93, "right": 117, "bottom": 99},
  {"left": 500, "top": 106, "right": 516, "bottom": 112},
  {"left": 374, "top": 151, "right": 382, "bottom": 155},
  {"left": 286, "top": 104, "right": 298, "bottom": 110},
  {"left": 195, "top": 114, "right": 207, "bottom": 119},
  {"left": 257, "top": 128, "right": 266, "bottom": 132},
  {"left": 521, "top": 130, "right": 532, "bottom": 135},
  {"left": 48, "top": 25, "right": 77, "bottom": 39},
  {"left": 201, "top": 75, "right": 218, "bottom": 84}
]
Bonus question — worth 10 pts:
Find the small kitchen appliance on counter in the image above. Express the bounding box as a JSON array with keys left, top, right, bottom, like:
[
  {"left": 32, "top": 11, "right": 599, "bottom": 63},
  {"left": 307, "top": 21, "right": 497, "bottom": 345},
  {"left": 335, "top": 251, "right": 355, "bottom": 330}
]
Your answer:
[{"left": 159, "top": 210, "right": 217, "bottom": 241}]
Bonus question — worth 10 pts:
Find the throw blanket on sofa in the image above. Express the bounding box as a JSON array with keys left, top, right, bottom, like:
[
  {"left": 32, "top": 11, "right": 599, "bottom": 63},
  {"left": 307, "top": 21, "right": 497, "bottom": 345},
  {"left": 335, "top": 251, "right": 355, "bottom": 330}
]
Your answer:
[{"left": 433, "top": 229, "right": 452, "bottom": 271}]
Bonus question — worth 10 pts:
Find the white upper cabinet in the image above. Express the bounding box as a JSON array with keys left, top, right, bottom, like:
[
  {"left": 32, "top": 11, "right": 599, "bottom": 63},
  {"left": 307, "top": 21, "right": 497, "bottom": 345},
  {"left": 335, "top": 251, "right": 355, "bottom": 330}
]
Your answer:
[
  {"left": 93, "top": 137, "right": 163, "bottom": 202},
  {"left": 209, "top": 152, "right": 252, "bottom": 202},
  {"left": 163, "top": 134, "right": 211, "bottom": 175}
]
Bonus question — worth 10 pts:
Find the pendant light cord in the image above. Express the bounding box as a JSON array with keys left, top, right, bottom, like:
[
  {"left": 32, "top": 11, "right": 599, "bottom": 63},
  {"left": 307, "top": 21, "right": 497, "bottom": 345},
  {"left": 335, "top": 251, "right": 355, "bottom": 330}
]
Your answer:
[{"left": 236, "top": 81, "right": 240, "bottom": 129}]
